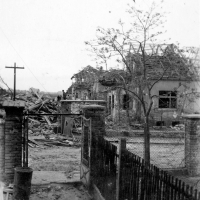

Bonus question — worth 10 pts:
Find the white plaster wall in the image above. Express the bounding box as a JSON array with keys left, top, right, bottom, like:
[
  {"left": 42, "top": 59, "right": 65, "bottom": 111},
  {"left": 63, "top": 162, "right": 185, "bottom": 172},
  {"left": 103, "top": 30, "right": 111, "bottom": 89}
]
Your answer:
[
  {"left": 107, "top": 80, "right": 200, "bottom": 124},
  {"left": 150, "top": 80, "right": 200, "bottom": 114}
]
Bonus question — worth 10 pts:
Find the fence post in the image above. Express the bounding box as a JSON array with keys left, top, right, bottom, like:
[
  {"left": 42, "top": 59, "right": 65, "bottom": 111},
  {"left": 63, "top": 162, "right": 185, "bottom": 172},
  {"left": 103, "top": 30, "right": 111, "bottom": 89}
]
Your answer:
[{"left": 116, "top": 138, "right": 126, "bottom": 200}]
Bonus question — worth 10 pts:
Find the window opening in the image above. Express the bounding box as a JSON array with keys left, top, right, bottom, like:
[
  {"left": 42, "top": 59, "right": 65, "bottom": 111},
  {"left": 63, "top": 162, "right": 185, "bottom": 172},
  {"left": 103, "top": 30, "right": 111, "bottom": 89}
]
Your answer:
[
  {"left": 156, "top": 121, "right": 165, "bottom": 126},
  {"left": 108, "top": 96, "right": 111, "bottom": 114},
  {"left": 172, "top": 121, "right": 180, "bottom": 127},
  {"left": 123, "top": 94, "right": 129, "bottom": 109},
  {"left": 159, "top": 91, "right": 177, "bottom": 108},
  {"left": 112, "top": 94, "right": 115, "bottom": 109}
]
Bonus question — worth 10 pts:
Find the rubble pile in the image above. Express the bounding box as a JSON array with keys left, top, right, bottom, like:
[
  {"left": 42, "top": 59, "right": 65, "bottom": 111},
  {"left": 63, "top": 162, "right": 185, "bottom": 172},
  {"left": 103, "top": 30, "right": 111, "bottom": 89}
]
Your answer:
[
  {"left": 1, "top": 88, "right": 82, "bottom": 148},
  {"left": 16, "top": 88, "right": 58, "bottom": 115},
  {"left": 28, "top": 135, "right": 81, "bottom": 148},
  {"left": 15, "top": 88, "right": 60, "bottom": 138},
  {"left": 170, "top": 124, "right": 185, "bottom": 131}
]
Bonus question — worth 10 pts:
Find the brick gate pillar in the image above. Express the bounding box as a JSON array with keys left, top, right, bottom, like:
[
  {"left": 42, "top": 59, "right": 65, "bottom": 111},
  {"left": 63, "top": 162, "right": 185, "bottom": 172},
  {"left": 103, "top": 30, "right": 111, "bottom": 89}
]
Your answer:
[
  {"left": 184, "top": 114, "right": 200, "bottom": 176},
  {"left": 80, "top": 104, "right": 105, "bottom": 185},
  {"left": 1, "top": 100, "right": 25, "bottom": 184},
  {"left": 81, "top": 104, "right": 105, "bottom": 138}
]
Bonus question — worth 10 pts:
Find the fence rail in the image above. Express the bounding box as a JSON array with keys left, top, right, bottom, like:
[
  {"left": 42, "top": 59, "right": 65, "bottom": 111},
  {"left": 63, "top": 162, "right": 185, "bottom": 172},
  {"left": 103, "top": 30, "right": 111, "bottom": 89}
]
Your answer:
[{"left": 91, "top": 137, "right": 200, "bottom": 200}]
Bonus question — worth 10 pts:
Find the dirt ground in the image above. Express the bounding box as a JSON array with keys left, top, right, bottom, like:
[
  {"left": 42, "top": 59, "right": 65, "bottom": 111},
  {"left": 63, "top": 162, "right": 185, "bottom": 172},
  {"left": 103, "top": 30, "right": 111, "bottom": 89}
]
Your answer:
[
  {"left": 28, "top": 135, "right": 92, "bottom": 200},
  {"left": 29, "top": 139, "right": 81, "bottom": 173},
  {"left": 27, "top": 134, "right": 185, "bottom": 199},
  {"left": 30, "top": 183, "right": 91, "bottom": 200}
]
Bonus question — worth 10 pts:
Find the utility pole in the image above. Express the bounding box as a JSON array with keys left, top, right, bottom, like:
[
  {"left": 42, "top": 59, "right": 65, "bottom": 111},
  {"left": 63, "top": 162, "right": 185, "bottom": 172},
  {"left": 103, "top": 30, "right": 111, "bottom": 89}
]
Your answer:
[{"left": 5, "top": 63, "right": 24, "bottom": 101}]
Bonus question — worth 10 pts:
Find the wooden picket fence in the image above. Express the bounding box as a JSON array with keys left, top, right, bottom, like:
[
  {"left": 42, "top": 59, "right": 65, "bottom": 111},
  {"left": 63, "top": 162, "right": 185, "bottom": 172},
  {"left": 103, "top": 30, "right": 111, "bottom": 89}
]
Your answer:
[
  {"left": 119, "top": 147, "right": 200, "bottom": 200},
  {"left": 91, "top": 137, "right": 200, "bottom": 200},
  {"left": 92, "top": 136, "right": 118, "bottom": 200}
]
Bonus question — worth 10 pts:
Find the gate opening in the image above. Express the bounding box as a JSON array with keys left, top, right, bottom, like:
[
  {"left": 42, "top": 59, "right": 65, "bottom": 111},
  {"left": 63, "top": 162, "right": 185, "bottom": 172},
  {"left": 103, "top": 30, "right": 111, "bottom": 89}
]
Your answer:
[{"left": 24, "top": 113, "right": 83, "bottom": 183}]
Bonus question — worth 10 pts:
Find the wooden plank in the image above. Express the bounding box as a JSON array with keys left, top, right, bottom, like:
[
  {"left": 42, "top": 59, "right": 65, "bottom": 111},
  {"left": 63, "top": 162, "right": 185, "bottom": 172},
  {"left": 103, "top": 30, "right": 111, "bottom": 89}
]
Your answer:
[
  {"left": 181, "top": 182, "right": 185, "bottom": 200},
  {"left": 160, "top": 170, "right": 164, "bottom": 199},
  {"left": 63, "top": 117, "right": 74, "bottom": 137},
  {"left": 136, "top": 158, "right": 140, "bottom": 199},
  {"left": 190, "top": 186, "right": 193, "bottom": 200},
  {"left": 195, "top": 190, "right": 198, "bottom": 200},
  {"left": 170, "top": 176, "right": 174, "bottom": 200},
  {"left": 174, "top": 178, "right": 178, "bottom": 200},
  {"left": 28, "top": 138, "right": 40, "bottom": 147},
  {"left": 43, "top": 115, "right": 52, "bottom": 126},
  {"left": 178, "top": 180, "right": 182, "bottom": 200},
  {"left": 28, "top": 143, "right": 34, "bottom": 148}
]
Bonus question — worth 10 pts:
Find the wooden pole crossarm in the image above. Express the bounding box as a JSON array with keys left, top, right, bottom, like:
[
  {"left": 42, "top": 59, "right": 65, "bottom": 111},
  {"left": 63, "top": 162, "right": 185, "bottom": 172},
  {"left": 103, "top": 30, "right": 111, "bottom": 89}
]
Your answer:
[
  {"left": 5, "top": 67, "right": 24, "bottom": 69},
  {"left": 5, "top": 63, "right": 24, "bottom": 101}
]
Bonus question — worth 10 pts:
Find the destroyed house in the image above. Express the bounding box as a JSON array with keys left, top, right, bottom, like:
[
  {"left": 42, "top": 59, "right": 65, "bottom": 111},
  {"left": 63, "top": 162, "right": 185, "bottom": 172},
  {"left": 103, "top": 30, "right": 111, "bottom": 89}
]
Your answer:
[
  {"left": 70, "top": 65, "right": 107, "bottom": 100},
  {"left": 99, "top": 49, "right": 200, "bottom": 126}
]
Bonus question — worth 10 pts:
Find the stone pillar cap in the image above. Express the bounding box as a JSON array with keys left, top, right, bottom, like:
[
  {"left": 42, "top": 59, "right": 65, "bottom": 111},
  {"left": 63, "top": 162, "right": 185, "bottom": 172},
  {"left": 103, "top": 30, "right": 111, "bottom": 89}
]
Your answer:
[
  {"left": 182, "top": 114, "right": 200, "bottom": 119},
  {"left": 80, "top": 104, "right": 105, "bottom": 110},
  {"left": 61, "top": 100, "right": 106, "bottom": 103}
]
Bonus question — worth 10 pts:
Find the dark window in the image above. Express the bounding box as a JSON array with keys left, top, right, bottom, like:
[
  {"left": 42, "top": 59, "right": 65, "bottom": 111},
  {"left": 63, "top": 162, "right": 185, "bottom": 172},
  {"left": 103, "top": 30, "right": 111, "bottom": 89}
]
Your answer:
[
  {"left": 156, "top": 121, "right": 165, "bottom": 126},
  {"left": 83, "top": 93, "right": 87, "bottom": 100},
  {"left": 172, "top": 121, "right": 180, "bottom": 127},
  {"left": 123, "top": 94, "right": 129, "bottom": 109},
  {"left": 112, "top": 94, "right": 115, "bottom": 108},
  {"left": 108, "top": 96, "right": 111, "bottom": 114},
  {"left": 159, "top": 91, "right": 177, "bottom": 108}
]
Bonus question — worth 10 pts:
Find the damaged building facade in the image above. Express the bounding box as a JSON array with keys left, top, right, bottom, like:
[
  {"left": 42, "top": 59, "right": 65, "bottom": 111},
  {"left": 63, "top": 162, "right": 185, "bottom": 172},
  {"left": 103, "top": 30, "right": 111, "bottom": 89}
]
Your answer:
[
  {"left": 67, "top": 45, "right": 200, "bottom": 127},
  {"left": 99, "top": 46, "right": 200, "bottom": 127},
  {"left": 69, "top": 65, "right": 108, "bottom": 101},
  {"left": 104, "top": 79, "right": 200, "bottom": 126}
]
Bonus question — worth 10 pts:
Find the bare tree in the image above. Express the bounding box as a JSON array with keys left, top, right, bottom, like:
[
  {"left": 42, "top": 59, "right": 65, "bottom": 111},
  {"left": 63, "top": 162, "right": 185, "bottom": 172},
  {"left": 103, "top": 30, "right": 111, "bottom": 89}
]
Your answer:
[
  {"left": 0, "top": 75, "right": 13, "bottom": 98},
  {"left": 85, "top": 1, "right": 199, "bottom": 164}
]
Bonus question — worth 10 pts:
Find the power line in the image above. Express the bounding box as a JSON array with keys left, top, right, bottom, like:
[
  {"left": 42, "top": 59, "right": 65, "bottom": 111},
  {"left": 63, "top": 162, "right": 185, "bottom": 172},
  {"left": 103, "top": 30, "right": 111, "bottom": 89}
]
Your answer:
[{"left": 0, "top": 27, "right": 48, "bottom": 92}]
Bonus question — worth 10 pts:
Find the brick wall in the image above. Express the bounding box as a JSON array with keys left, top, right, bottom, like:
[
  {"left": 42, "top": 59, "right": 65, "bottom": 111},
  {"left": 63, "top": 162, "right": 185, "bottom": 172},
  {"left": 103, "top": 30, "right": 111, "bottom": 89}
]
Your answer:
[
  {"left": 184, "top": 115, "right": 200, "bottom": 176},
  {"left": 81, "top": 105, "right": 105, "bottom": 139}
]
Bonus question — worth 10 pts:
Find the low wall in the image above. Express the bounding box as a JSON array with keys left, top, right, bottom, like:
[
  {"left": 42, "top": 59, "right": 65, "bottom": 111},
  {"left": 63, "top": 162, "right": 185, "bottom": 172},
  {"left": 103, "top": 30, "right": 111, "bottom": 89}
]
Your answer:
[{"left": 106, "top": 129, "right": 184, "bottom": 138}]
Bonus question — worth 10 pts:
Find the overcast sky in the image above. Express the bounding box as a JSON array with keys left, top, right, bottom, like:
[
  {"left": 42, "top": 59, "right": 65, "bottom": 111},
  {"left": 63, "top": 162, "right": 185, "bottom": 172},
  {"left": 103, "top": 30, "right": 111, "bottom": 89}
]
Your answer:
[{"left": 0, "top": 0, "right": 199, "bottom": 92}]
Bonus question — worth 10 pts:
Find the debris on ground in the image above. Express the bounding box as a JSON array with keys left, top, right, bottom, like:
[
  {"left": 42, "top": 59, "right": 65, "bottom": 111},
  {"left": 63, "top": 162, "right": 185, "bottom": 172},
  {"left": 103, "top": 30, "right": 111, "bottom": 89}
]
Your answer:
[
  {"left": 28, "top": 135, "right": 81, "bottom": 172},
  {"left": 28, "top": 134, "right": 81, "bottom": 148},
  {"left": 170, "top": 124, "right": 185, "bottom": 131},
  {"left": 17, "top": 87, "right": 59, "bottom": 116},
  {"left": 12, "top": 87, "right": 61, "bottom": 136},
  {"left": 153, "top": 125, "right": 167, "bottom": 130},
  {"left": 2, "top": 87, "right": 83, "bottom": 146}
]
